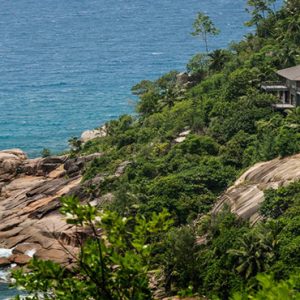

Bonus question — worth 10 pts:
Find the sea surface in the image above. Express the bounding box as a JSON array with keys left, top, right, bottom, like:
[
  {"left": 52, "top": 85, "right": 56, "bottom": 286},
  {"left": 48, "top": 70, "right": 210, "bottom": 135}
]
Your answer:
[
  {"left": 0, "top": 283, "right": 19, "bottom": 300},
  {"left": 0, "top": 0, "right": 258, "bottom": 158},
  {"left": 0, "top": 249, "right": 19, "bottom": 299},
  {"left": 0, "top": 0, "right": 283, "bottom": 297}
]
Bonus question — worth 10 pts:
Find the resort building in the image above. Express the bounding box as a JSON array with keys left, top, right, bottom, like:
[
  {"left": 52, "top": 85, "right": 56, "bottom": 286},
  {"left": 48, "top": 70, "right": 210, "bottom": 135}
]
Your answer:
[{"left": 262, "top": 65, "right": 300, "bottom": 109}]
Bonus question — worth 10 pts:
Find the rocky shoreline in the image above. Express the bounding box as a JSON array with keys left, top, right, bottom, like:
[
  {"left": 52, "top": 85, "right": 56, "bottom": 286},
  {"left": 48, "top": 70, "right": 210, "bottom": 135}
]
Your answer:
[
  {"left": 3, "top": 147, "right": 300, "bottom": 269},
  {"left": 0, "top": 148, "right": 103, "bottom": 269}
]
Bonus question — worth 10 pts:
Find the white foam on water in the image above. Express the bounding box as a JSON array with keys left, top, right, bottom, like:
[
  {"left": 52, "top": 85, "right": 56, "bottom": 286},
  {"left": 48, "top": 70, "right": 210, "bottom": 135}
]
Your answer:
[
  {"left": 0, "top": 249, "right": 13, "bottom": 258},
  {"left": 0, "top": 269, "right": 10, "bottom": 282}
]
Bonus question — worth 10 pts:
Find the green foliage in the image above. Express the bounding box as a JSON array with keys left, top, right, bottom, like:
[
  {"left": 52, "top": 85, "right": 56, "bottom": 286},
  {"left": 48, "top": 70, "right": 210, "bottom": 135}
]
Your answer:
[
  {"left": 275, "top": 126, "right": 300, "bottom": 157},
  {"left": 227, "top": 227, "right": 276, "bottom": 280},
  {"left": 161, "top": 226, "right": 199, "bottom": 293},
  {"left": 191, "top": 12, "right": 220, "bottom": 53},
  {"left": 261, "top": 181, "right": 300, "bottom": 219},
  {"left": 186, "top": 53, "right": 209, "bottom": 76},
  {"left": 21, "top": 2, "right": 300, "bottom": 298},
  {"left": 13, "top": 196, "right": 173, "bottom": 300},
  {"left": 68, "top": 136, "right": 82, "bottom": 154},
  {"left": 132, "top": 71, "right": 180, "bottom": 117},
  {"left": 245, "top": 0, "right": 276, "bottom": 30},
  {"left": 224, "top": 68, "right": 260, "bottom": 99},
  {"left": 41, "top": 148, "right": 51, "bottom": 157},
  {"left": 231, "top": 273, "right": 300, "bottom": 299},
  {"left": 177, "top": 134, "right": 219, "bottom": 156},
  {"left": 220, "top": 131, "right": 255, "bottom": 167},
  {"left": 208, "top": 49, "right": 231, "bottom": 72},
  {"left": 196, "top": 210, "right": 248, "bottom": 298}
]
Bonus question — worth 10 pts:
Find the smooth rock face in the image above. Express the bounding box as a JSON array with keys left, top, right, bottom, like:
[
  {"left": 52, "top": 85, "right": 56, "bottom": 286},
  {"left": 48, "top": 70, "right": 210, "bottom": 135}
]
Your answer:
[
  {"left": 174, "top": 129, "right": 191, "bottom": 143},
  {"left": 213, "top": 154, "right": 300, "bottom": 223},
  {"left": 81, "top": 125, "right": 107, "bottom": 143},
  {"left": 0, "top": 149, "right": 102, "bottom": 266},
  {"left": 9, "top": 254, "right": 31, "bottom": 265}
]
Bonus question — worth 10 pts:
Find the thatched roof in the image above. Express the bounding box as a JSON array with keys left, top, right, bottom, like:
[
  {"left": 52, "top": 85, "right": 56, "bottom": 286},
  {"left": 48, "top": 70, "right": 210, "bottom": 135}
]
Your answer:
[{"left": 277, "top": 65, "right": 300, "bottom": 81}]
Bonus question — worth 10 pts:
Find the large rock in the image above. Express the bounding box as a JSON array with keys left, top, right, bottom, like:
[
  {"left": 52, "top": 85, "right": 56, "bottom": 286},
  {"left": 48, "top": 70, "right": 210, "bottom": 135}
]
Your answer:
[
  {"left": 81, "top": 125, "right": 107, "bottom": 143},
  {"left": 12, "top": 243, "right": 42, "bottom": 256},
  {"left": 0, "top": 149, "right": 102, "bottom": 266},
  {"left": 0, "top": 258, "right": 10, "bottom": 267},
  {"left": 0, "top": 149, "right": 27, "bottom": 182},
  {"left": 9, "top": 254, "right": 31, "bottom": 265},
  {"left": 213, "top": 153, "right": 300, "bottom": 223}
]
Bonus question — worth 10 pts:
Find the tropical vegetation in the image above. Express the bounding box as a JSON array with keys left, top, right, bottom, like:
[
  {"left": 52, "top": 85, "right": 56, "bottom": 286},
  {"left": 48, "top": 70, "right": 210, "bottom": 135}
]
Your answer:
[{"left": 12, "top": 0, "right": 300, "bottom": 299}]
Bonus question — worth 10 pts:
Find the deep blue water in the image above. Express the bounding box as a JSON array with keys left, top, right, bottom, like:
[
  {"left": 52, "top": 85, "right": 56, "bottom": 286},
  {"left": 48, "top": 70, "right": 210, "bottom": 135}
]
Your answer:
[{"left": 0, "top": 0, "right": 256, "bottom": 158}]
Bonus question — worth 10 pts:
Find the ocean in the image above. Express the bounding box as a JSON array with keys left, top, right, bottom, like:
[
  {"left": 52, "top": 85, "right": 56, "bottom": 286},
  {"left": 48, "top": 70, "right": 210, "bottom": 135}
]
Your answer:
[
  {"left": 0, "top": 283, "right": 19, "bottom": 300},
  {"left": 0, "top": 0, "right": 281, "bottom": 297},
  {"left": 0, "top": 0, "right": 257, "bottom": 158}
]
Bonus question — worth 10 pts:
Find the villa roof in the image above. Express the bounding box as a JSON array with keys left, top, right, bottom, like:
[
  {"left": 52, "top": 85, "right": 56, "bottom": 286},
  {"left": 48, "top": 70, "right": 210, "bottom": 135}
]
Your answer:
[{"left": 277, "top": 65, "right": 300, "bottom": 81}]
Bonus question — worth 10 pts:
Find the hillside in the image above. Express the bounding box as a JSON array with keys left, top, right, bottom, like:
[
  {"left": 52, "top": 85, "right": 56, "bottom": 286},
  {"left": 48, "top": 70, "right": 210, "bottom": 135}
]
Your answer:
[
  {"left": 213, "top": 153, "right": 300, "bottom": 223},
  {"left": 6, "top": 0, "right": 300, "bottom": 299}
]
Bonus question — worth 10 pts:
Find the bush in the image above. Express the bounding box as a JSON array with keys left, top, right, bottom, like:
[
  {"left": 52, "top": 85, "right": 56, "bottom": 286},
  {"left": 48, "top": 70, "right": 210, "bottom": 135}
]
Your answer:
[{"left": 13, "top": 196, "right": 173, "bottom": 300}]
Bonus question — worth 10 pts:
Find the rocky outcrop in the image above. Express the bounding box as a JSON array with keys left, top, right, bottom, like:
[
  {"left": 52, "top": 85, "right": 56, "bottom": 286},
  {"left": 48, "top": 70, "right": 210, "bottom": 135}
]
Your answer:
[
  {"left": 81, "top": 125, "right": 107, "bottom": 143},
  {"left": 0, "top": 149, "right": 102, "bottom": 266},
  {"left": 0, "top": 149, "right": 27, "bottom": 183},
  {"left": 213, "top": 153, "right": 300, "bottom": 223},
  {"left": 176, "top": 72, "right": 198, "bottom": 89},
  {"left": 174, "top": 129, "right": 191, "bottom": 143}
]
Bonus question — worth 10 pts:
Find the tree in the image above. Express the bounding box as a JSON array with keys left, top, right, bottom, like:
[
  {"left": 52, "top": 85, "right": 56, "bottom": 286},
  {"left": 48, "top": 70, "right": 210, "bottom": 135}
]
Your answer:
[
  {"left": 12, "top": 196, "right": 173, "bottom": 300},
  {"left": 227, "top": 228, "right": 275, "bottom": 280},
  {"left": 275, "top": 126, "right": 299, "bottom": 157},
  {"left": 286, "top": 107, "right": 300, "bottom": 125},
  {"left": 191, "top": 12, "right": 220, "bottom": 53},
  {"left": 245, "top": 0, "right": 276, "bottom": 28},
  {"left": 68, "top": 137, "right": 82, "bottom": 153},
  {"left": 208, "top": 49, "right": 230, "bottom": 72},
  {"left": 230, "top": 273, "right": 300, "bottom": 300}
]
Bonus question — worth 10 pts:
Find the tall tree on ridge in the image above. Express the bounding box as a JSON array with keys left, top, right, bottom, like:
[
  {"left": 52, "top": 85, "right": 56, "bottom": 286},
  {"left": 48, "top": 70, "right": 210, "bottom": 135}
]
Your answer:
[
  {"left": 245, "top": 0, "right": 276, "bottom": 34},
  {"left": 191, "top": 12, "right": 220, "bottom": 53}
]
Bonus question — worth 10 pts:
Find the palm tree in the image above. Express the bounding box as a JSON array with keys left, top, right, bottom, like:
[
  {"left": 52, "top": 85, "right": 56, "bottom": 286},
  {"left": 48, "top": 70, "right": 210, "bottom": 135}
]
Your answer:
[
  {"left": 227, "top": 229, "right": 275, "bottom": 279},
  {"left": 158, "top": 87, "right": 182, "bottom": 110},
  {"left": 277, "top": 44, "right": 299, "bottom": 68},
  {"left": 275, "top": 10, "right": 300, "bottom": 45},
  {"left": 208, "top": 49, "right": 229, "bottom": 72}
]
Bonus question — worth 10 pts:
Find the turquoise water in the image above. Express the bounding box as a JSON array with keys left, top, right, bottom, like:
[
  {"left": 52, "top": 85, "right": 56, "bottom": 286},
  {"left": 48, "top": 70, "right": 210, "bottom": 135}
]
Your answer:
[
  {"left": 0, "top": 0, "right": 282, "bottom": 297},
  {"left": 0, "top": 0, "right": 256, "bottom": 158},
  {"left": 0, "top": 283, "right": 19, "bottom": 300}
]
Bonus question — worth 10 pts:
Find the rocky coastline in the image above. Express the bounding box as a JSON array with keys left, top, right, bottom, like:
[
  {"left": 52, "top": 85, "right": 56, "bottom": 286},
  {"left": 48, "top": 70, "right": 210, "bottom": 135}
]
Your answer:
[
  {"left": 2, "top": 145, "right": 300, "bottom": 270},
  {"left": 0, "top": 147, "right": 103, "bottom": 271}
]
